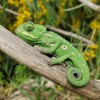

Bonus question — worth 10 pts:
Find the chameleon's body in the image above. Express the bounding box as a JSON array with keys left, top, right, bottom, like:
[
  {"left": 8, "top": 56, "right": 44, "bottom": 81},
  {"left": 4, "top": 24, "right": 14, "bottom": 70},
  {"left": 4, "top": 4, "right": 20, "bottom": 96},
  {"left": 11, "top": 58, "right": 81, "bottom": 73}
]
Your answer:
[{"left": 15, "top": 21, "right": 90, "bottom": 87}]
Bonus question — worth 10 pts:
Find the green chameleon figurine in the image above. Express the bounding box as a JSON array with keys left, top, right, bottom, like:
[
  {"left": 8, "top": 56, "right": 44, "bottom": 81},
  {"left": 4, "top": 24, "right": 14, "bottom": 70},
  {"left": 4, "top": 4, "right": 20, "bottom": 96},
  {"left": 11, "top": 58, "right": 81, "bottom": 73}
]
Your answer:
[{"left": 15, "top": 21, "right": 90, "bottom": 87}]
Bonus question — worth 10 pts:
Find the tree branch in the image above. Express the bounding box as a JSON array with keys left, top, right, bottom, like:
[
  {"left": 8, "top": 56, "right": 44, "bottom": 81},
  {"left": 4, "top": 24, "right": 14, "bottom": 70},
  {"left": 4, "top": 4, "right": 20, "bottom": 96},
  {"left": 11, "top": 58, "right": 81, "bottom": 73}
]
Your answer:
[
  {"left": 46, "top": 25, "right": 95, "bottom": 45},
  {"left": 0, "top": 5, "right": 19, "bottom": 15},
  {"left": 0, "top": 26, "right": 100, "bottom": 99},
  {"left": 77, "top": 0, "right": 100, "bottom": 12}
]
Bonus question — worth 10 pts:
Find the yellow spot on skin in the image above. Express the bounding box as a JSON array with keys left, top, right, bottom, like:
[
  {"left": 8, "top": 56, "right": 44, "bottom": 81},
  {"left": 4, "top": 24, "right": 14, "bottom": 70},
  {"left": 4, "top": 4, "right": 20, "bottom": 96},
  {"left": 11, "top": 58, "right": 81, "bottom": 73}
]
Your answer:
[
  {"left": 61, "top": 45, "right": 67, "bottom": 50},
  {"left": 72, "top": 52, "right": 75, "bottom": 55},
  {"left": 79, "top": 54, "right": 81, "bottom": 57},
  {"left": 44, "top": 34, "right": 52, "bottom": 37}
]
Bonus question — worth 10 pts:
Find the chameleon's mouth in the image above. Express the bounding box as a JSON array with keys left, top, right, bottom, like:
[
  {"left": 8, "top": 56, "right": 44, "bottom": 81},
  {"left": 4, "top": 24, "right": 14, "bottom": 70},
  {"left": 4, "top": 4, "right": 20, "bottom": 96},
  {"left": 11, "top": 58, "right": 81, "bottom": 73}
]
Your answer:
[{"left": 15, "top": 28, "right": 22, "bottom": 35}]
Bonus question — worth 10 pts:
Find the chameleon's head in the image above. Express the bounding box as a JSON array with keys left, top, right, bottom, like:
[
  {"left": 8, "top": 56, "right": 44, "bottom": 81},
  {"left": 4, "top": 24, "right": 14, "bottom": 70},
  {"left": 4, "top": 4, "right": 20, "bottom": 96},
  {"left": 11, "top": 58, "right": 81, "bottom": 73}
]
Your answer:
[{"left": 15, "top": 21, "right": 46, "bottom": 43}]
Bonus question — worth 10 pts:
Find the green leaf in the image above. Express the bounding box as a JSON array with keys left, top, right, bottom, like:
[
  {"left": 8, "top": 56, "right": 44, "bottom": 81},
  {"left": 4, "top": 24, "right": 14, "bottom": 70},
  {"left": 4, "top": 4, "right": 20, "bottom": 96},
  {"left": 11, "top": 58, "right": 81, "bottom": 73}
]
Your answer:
[
  {"left": 96, "top": 30, "right": 100, "bottom": 66},
  {"left": 26, "top": 0, "right": 34, "bottom": 13},
  {"left": 32, "top": 0, "right": 38, "bottom": 12},
  {"left": 42, "top": 0, "right": 56, "bottom": 23}
]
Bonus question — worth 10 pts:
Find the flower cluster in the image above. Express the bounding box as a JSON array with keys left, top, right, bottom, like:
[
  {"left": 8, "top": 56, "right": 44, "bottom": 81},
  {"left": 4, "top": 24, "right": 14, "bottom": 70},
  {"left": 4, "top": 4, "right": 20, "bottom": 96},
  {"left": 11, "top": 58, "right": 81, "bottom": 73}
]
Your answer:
[
  {"left": 72, "top": 19, "right": 80, "bottom": 32},
  {"left": 92, "top": 0, "right": 97, "bottom": 3},
  {"left": 56, "top": 0, "right": 67, "bottom": 26},
  {"left": 90, "top": 15, "right": 100, "bottom": 30},
  {"left": 8, "top": 0, "right": 68, "bottom": 31},
  {"left": 84, "top": 45, "right": 98, "bottom": 61},
  {"left": 8, "top": 0, "right": 31, "bottom": 31},
  {"left": 33, "top": 0, "right": 48, "bottom": 24}
]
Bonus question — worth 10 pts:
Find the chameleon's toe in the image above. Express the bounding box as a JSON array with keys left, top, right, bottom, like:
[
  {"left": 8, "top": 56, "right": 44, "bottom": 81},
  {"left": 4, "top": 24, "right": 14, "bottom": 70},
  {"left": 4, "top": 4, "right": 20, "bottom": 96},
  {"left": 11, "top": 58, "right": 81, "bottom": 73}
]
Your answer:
[
  {"left": 48, "top": 61, "right": 52, "bottom": 66},
  {"left": 49, "top": 57, "right": 59, "bottom": 66},
  {"left": 39, "top": 49, "right": 45, "bottom": 54}
]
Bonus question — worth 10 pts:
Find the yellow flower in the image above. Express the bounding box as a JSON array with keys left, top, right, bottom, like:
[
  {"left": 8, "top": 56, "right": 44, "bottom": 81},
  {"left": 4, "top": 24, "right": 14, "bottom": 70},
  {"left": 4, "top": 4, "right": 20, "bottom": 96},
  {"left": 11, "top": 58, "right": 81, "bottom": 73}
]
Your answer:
[
  {"left": 8, "top": 24, "right": 15, "bottom": 32},
  {"left": 90, "top": 20, "right": 100, "bottom": 30},
  {"left": 8, "top": 0, "right": 20, "bottom": 7},
  {"left": 34, "top": 12, "right": 43, "bottom": 19},
  {"left": 38, "top": 1, "right": 44, "bottom": 8},
  {"left": 72, "top": 19, "right": 80, "bottom": 32},
  {"left": 89, "top": 44, "right": 98, "bottom": 49},
  {"left": 33, "top": 13, "right": 37, "bottom": 19},
  {"left": 84, "top": 56, "right": 89, "bottom": 61},
  {"left": 61, "top": 0, "right": 66, "bottom": 7},
  {"left": 23, "top": 11, "right": 31, "bottom": 18},
  {"left": 84, "top": 52, "right": 90, "bottom": 56},
  {"left": 46, "top": 0, "right": 50, "bottom": 2},
  {"left": 39, "top": 20, "right": 44, "bottom": 25},
  {"left": 84, "top": 49, "right": 96, "bottom": 61},
  {"left": 56, "top": 16, "right": 61, "bottom": 26},
  {"left": 56, "top": 85, "right": 64, "bottom": 91},
  {"left": 58, "top": 7, "right": 64, "bottom": 15},
  {"left": 43, "top": 9, "right": 47, "bottom": 15},
  {"left": 0, "top": 9, "right": 3, "bottom": 13},
  {"left": 92, "top": 0, "right": 97, "bottom": 3},
  {"left": 91, "top": 53, "right": 96, "bottom": 58},
  {"left": 90, "top": 17, "right": 100, "bottom": 30},
  {"left": 19, "top": 0, "right": 26, "bottom": 4},
  {"left": 8, "top": 0, "right": 15, "bottom": 5}
]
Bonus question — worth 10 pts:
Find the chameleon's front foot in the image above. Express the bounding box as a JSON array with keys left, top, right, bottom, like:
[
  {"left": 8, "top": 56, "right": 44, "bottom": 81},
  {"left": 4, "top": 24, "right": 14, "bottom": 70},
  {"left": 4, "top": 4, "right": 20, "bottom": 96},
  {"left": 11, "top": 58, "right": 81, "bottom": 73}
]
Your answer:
[{"left": 67, "top": 67, "right": 90, "bottom": 87}]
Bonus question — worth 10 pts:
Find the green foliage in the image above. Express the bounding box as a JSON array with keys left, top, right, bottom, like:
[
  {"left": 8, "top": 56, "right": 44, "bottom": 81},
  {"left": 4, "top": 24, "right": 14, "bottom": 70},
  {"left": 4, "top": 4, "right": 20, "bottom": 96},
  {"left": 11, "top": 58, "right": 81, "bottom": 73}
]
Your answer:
[
  {"left": 0, "top": 0, "right": 8, "bottom": 26},
  {"left": 0, "top": 52, "right": 40, "bottom": 98},
  {"left": 13, "top": 65, "right": 33, "bottom": 84},
  {"left": 18, "top": 77, "right": 58, "bottom": 100},
  {"left": 31, "top": 78, "right": 57, "bottom": 100},
  {"left": 95, "top": 30, "right": 100, "bottom": 79}
]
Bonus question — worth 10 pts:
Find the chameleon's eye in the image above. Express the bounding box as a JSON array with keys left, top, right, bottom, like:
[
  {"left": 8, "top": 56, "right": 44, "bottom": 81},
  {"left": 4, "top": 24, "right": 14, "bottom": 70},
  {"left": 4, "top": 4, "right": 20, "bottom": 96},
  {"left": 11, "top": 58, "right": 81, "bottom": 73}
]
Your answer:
[{"left": 24, "top": 22, "right": 34, "bottom": 31}]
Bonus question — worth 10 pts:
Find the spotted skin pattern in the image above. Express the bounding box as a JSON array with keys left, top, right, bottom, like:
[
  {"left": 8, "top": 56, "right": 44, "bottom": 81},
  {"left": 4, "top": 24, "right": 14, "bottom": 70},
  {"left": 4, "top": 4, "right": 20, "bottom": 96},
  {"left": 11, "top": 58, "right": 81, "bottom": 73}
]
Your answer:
[{"left": 15, "top": 21, "right": 90, "bottom": 87}]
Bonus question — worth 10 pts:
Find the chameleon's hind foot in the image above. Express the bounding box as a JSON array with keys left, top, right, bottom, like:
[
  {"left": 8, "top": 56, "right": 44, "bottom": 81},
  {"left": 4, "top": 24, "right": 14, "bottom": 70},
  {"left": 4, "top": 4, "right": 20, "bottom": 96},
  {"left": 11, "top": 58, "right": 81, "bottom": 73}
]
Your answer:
[{"left": 48, "top": 57, "right": 59, "bottom": 66}]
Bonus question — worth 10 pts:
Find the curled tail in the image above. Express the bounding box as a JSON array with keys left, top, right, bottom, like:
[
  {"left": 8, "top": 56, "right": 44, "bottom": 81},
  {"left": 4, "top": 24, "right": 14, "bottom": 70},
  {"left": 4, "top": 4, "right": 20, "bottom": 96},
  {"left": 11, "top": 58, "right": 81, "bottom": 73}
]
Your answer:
[{"left": 66, "top": 67, "right": 90, "bottom": 87}]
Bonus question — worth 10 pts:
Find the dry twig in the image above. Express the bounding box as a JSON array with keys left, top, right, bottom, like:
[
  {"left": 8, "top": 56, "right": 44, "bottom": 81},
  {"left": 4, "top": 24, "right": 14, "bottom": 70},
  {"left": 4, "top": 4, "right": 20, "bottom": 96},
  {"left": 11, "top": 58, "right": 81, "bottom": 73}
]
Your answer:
[
  {"left": 0, "top": 5, "right": 19, "bottom": 15},
  {"left": 77, "top": 0, "right": 100, "bottom": 12},
  {"left": 46, "top": 25, "right": 95, "bottom": 45}
]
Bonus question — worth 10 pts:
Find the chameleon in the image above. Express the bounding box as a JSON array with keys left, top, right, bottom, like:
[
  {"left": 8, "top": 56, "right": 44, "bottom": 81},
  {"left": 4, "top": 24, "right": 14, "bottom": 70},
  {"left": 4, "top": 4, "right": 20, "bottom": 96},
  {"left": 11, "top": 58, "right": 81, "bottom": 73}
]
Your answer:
[{"left": 15, "top": 21, "right": 90, "bottom": 87}]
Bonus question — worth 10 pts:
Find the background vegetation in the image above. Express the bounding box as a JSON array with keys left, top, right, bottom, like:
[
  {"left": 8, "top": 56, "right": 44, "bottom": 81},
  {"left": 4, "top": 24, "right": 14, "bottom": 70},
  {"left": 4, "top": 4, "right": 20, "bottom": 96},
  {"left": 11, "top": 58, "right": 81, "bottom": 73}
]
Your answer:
[{"left": 0, "top": 0, "right": 100, "bottom": 99}]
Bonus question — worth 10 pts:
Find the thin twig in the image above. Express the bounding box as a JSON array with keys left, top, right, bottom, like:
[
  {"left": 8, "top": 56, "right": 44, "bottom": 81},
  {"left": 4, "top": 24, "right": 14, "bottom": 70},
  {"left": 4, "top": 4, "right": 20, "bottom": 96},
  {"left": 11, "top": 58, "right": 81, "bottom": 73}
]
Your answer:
[
  {"left": 46, "top": 25, "right": 95, "bottom": 45},
  {"left": 83, "top": 28, "right": 97, "bottom": 54},
  {"left": 77, "top": 0, "right": 100, "bottom": 13},
  {"left": 0, "top": 5, "right": 19, "bottom": 15},
  {"left": 64, "top": 4, "right": 84, "bottom": 11}
]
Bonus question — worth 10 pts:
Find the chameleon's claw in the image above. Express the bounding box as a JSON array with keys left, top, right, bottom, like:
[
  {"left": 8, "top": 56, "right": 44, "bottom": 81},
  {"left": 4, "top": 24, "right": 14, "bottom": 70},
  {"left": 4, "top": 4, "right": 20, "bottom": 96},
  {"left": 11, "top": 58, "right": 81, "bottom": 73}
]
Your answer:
[
  {"left": 39, "top": 49, "right": 44, "bottom": 53},
  {"left": 34, "top": 46, "right": 44, "bottom": 53},
  {"left": 39, "top": 48, "right": 46, "bottom": 54},
  {"left": 48, "top": 60, "right": 53, "bottom": 66}
]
